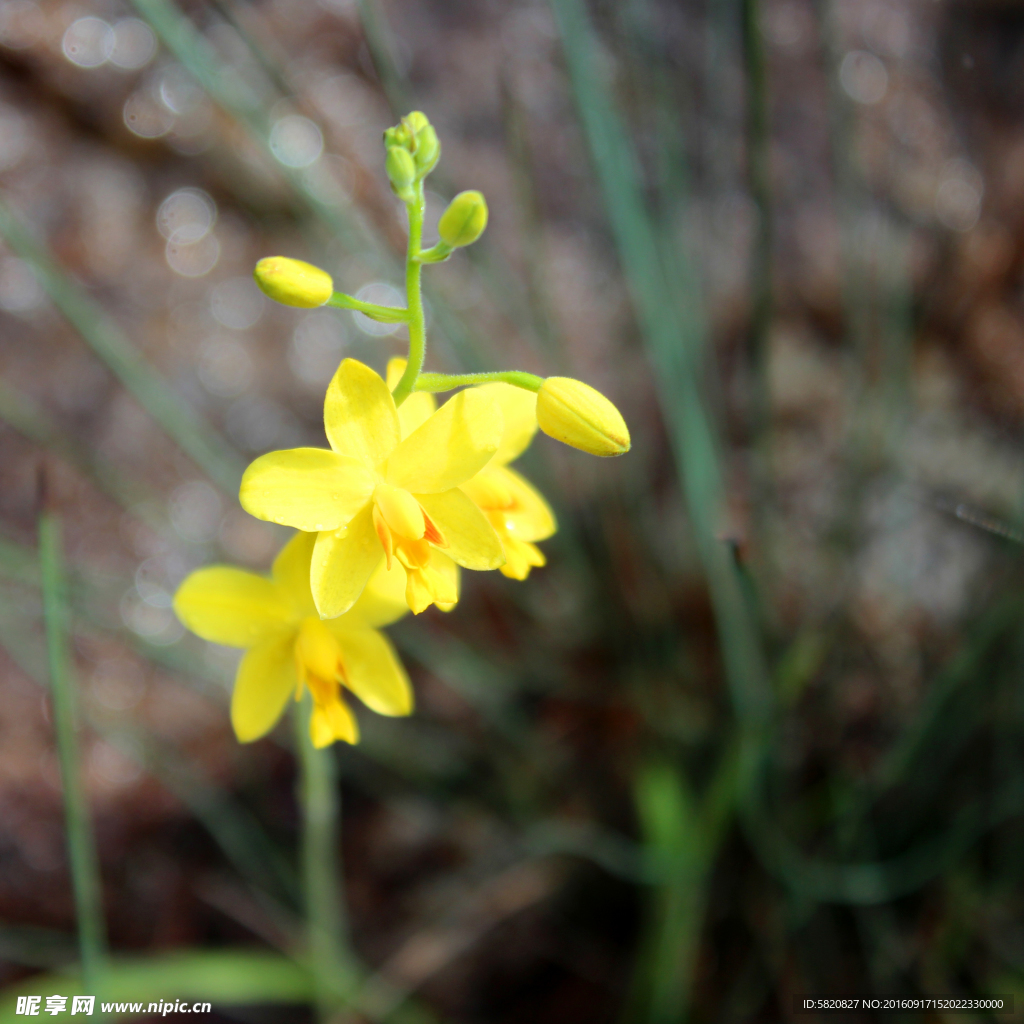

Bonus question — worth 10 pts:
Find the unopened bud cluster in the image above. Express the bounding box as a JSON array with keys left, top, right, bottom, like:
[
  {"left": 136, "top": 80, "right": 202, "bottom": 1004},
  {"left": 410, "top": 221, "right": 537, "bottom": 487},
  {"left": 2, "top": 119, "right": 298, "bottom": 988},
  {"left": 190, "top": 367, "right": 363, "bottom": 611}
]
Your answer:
[{"left": 384, "top": 110, "right": 440, "bottom": 200}]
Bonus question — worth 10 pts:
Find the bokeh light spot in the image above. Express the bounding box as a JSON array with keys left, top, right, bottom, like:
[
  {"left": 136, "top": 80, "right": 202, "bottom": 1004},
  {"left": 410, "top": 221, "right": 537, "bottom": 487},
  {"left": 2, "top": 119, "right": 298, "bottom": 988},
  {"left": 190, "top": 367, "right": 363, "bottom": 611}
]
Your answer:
[
  {"left": 110, "top": 18, "right": 156, "bottom": 70},
  {"left": 62, "top": 17, "right": 113, "bottom": 68},
  {"left": 269, "top": 115, "right": 323, "bottom": 169}
]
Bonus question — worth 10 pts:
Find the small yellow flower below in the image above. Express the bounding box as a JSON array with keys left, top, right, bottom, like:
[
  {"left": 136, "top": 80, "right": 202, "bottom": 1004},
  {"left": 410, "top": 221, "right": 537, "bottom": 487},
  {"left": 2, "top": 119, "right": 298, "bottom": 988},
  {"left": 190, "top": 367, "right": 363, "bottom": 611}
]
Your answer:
[{"left": 173, "top": 531, "right": 412, "bottom": 748}]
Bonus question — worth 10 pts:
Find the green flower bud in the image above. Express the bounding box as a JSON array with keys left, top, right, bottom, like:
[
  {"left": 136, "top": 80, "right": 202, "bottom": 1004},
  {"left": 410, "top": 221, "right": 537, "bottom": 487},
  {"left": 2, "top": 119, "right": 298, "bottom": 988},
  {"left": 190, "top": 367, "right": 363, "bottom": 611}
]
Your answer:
[
  {"left": 536, "top": 377, "right": 631, "bottom": 456},
  {"left": 403, "top": 111, "right": 430, "bottom": 135},
  {"left": 253, "top": 256, "right": 333, "bottom": 308},
  {"left": 383, "top": 125, "right": 408, "bottom": 150},
  {"left": 386, "top": 146, "right": 417, "bottom": 199},
  {"left": 437, "top": 191, "right": 488, "bottom": 248},
  {"left": 413, "top": 125, "right": 440, "bottom": 175}
]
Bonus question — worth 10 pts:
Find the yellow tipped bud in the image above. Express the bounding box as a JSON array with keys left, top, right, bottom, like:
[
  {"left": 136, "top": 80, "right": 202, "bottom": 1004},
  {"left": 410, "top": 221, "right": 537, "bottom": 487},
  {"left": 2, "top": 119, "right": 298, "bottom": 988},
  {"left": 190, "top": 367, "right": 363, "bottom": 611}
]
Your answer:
[
  {"left": 404, "top": 111, "right": 430, "bottom": 135},
  {"left": 413, "top": 125, "right": 440, "bottom": 174},
  {"left": 254, "top": 256, "right": 333, "bottom": 309},
  {"left": 386, "top": 146, "right": 416, "bottom": 198},
  {"left": 536, "top": 377, "right": 631, "bottom": 457},
  {"left": 438, "top": 191, "right": 488, "bottom": 248}
]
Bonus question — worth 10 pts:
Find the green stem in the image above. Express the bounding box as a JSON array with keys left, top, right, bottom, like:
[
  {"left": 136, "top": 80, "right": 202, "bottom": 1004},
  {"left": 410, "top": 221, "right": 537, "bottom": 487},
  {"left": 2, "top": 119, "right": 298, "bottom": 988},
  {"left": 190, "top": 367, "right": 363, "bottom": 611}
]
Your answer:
[
  {"left": 416, "top": 242, "right": 453, "bottom": 264},
  {"left": 326, "top": 292, "right": 410, "bottom": 323},
  {"left": 392, "top": 182, "right": 427, "bottom": 408},
  {"left": 39, "top": 509, "right": 108, "bottom": 1003},
  {"left": 414, "top": 370, "right": 543, "bottom": 393},
  {"left": 294, "top": 700, "right": 355, "bottom": 1021}
]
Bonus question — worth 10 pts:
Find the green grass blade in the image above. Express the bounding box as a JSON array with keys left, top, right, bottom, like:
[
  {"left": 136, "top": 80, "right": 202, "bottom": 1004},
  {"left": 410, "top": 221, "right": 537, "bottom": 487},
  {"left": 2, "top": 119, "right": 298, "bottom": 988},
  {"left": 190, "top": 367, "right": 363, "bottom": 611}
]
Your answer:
[
  {"left": 0, "top": 950, "right": 314, "bottom": 1021},
  {"left": 0, "top": 200, "right": 244, "bottom": 494},
  {"left": 547, "top": 0, "right": 770, "bottom": 731},
  {"left": 38, "top": 509, "right": 109, "bottom": 1000}
]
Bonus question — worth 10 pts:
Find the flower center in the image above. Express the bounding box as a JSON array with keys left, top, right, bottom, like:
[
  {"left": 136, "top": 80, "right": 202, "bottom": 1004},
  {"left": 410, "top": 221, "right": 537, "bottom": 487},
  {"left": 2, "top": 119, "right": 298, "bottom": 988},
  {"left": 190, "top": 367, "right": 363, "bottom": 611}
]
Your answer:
[
  {"left": 372, "top": 484, "right": 446, "bottom": 573},
  {"left": 373, "top": 483, "right": 424, "bottom": 541},
  {"left": 292, "top": 618, "right": 357, "bottom": 745}
]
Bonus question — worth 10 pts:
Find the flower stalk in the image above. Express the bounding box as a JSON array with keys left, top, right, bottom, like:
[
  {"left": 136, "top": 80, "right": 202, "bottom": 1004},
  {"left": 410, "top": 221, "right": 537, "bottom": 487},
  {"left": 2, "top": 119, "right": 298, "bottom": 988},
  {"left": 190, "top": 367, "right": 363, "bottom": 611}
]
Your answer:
[{"left": 295, "top": 697, "right": 357, "bottom": 1020}]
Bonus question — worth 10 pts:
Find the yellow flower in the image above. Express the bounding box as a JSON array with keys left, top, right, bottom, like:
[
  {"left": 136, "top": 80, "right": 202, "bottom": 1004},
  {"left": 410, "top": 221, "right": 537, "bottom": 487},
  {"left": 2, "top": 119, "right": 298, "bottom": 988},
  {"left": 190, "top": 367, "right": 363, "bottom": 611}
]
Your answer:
[
  {"left": 239, "top": 358, "right": 505, "bottom": 618},
  {"left": 384, "top": 362, "right": 555, "bottom": 581},
  {"left": 536, "top": 377, "right": 630, "bottom": 456},
  {"left": 460, "top": 383, "right": 556, "bottom": 580},
  {"left": 173, "top": 532, "right": 412, "bottom": 748}
]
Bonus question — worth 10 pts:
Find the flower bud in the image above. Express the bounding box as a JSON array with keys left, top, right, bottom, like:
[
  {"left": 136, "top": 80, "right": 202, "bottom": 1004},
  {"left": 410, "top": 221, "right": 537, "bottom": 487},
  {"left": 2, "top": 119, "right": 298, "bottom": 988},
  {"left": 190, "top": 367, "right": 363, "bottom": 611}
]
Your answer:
[
  {"left": 253, "top": 256, "right": 333, "bottom": 308},
  {"left": 413, "top": 125, "right": 440, "bottom": 175},
  {"left": 438, "top": 191, "right": 488, "bottom": 248},
  {"left": 536, "top": 377, "right": 631, "bottom": 457},
  {"left": 386, "top": 146, "right": 416, "bottom": 199},
  {"left": 403, "top": 110, "right": 430, "bottom": 135},
  {"left": 383, "top": 124, "right": 409, "bottom": 150}
]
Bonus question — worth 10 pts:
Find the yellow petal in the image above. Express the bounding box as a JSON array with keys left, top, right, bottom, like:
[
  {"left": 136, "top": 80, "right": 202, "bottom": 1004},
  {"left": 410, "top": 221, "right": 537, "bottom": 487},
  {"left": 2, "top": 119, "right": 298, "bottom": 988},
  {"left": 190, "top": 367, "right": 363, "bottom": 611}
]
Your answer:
[
  {"left": 386, "top": 388, "right": 502, "bottom": 494},
  {"left": 385, "top": 357, "right": 406, "bottom": 390},
  {"left": 328, "top": 624, "right": 413, "bottom": 716},
  {"left": 174, "top": 567, "right": 295, "bottom": 647},
  {"left": 240, "top": 448, "right": 374, "bottom": 532},
  {"left": 350, "top": 557, "right": 410, "bottom": 628},
  {"left": 402, "top": 549, "right": 460, "bottom": 613},
  {"left": 310, "top": 504, "right": 384, "bottom": 618},
  {"left": 499, "top": 538, "right": 546, "bottom": 580},
  {"left": 296, "top": 616, "right": 343, "bottom": 681},
  {"left": 387, "top": 358, "right": 437, "bottom": 438},
  {"left": 475, "top": 383, "right": 538, "bottom": 466},
  {"left": 463, "top": 466, "right": 556, "bottom": 543},
  {"left": 433, "top": 554, "right": 460, "bottom": 611},
  {"left": 272, "top": 532, "right": 318, "bottom": 618},
  {"left": 311, "top": 697, "right": 359, "bottom": 747},
  {"left": 231, "top": 631, "right": 297, "bottom": 742},
  {"left": 324, "top": 358, "right": 400, "bottom": 469},
  {"left": 415, "top": 488, "right": 505, "bottom": 570}
]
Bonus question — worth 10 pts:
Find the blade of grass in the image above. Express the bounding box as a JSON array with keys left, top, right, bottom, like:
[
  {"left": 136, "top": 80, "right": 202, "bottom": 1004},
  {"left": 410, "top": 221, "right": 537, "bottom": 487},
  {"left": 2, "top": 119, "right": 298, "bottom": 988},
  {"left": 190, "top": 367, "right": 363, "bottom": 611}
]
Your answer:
[
  {"left": 38, "top": 499, "right": 109, "bottom": 1002},
  {"left": 547, "top": 0, "right": 770, "bottom": 730},
  {"left": 0, "top": 949, "right": 314, "bottom": 1022},
  {"left": 0, "top": 200, "right": 244, "bottom": 495},
  {"left": 740, "top": 0, "right": 775, "bottom": 442},
  {"left": 548, "top": 3, "right": 772, "bottom": 1015}
]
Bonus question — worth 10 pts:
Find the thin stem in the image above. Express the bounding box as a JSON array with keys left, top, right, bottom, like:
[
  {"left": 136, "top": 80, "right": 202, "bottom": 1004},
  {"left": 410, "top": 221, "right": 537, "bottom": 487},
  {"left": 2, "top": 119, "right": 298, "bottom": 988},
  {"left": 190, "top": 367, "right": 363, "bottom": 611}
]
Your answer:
[
  {"left": 294, "top": 700, "right": 355, "bottom": 1022},
  {"left": 415, "top": 242, "right": 453, "bottom": 264},
  {"left": 39, "top": 507, "right": 108, "bottom": 1001},
  {"left": 392, "top": 181, "right": 427, "bottom": 407},
  {"left": 326, "top": 292, "right": 410, "bottom": 323},
  {"left": 414, "top": 370, "right": 544, "bottom": 393}
]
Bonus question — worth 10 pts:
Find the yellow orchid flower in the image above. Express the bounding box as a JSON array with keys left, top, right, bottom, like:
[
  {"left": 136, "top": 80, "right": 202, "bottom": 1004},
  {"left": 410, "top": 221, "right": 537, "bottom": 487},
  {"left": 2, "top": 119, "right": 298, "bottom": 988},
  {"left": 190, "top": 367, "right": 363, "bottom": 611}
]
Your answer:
[
  {"left": 460, "top": 383, "right": 556, "bottom": 580},
  {"left": 173, "top": 531, "right": 412, "bottom": 748},
  {"left": 239, "top": 358, "right": 505, "bottom": 618},
  {"left": 384, "top": 361, "right": 556, "bottom": 580}
]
